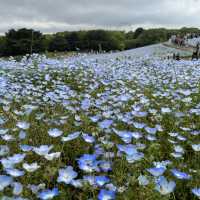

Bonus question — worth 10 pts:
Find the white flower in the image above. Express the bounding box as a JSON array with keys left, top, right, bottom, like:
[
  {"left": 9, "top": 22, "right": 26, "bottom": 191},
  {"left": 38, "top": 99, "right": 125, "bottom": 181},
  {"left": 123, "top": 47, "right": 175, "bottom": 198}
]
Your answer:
[
  {"left": 138, "top": 175, "right": 149, "bottom": 186},
  {"left": 34, "top": 145, "right": 53, "bottom": 156},
  {"left": 155, "top": 176, "right": 176, "bottom": 195},
  {"left": 0, "top": 145, "right": 9, "bottom": 156},
  {"left": 57, "top": 166, "right": 78, "bottom": 184},
  {"left": 16, "top": 121, "right": 30, "bottom": 130},
  {"left": 161, "top": 107, "right": 171, "bottom": 113},
  {"left": 23, "top": 162, "right": 40, "bottom": 172},
  {"left": 192, "top": 144, "right": 200, "bottom": 152},
  {"left": 44, "top": 152, "right": 61, "bottom": 161},
  {"left": 48, "top": 128, "right": 63, "bottom": 138},
  {"left": 0, "top": 129, "right": 9, "bottom": 135}
]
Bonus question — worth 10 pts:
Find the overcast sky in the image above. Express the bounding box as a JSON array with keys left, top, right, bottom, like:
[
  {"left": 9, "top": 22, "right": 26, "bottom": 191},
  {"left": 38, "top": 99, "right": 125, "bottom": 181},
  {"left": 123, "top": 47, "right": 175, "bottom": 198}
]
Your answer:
[{"left": 0, "top": 0, "right": 200, "bottom": 34}]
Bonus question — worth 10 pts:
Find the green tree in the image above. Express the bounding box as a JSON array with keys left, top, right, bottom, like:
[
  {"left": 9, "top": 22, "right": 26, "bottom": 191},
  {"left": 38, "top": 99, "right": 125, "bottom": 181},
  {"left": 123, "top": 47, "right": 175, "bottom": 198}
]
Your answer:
[
  {"left": 66, "top": 31, "right": 86, "bottom": 51},
  {"left": 4, "top": 28, "right": 45, "bottom": 56},
  {"left": 137, "top": 29, "right": 167, "bottom": 45},
  {"left": 134, "top": 27, "right": 144, "bottom": 38},
  {"left": 0, "top": 36, "right": 6, "bottom": 56},
  {"left": 85, "top": 30, "right": 125, "bottom": 51},
  {"left": 48, "top": 34, "right": 68, "bottom": 52}
]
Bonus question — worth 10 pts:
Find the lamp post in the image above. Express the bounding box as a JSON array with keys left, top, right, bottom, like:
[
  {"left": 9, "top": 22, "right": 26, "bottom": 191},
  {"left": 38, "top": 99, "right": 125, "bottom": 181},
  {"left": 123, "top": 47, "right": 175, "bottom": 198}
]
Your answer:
[{"left": 30, "top": 30, "right": 34, "bottom": 55}]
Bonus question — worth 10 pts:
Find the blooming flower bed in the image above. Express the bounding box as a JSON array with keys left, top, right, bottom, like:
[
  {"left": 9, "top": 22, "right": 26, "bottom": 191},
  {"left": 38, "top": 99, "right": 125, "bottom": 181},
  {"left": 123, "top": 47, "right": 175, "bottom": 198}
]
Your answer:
[{"left": 0, "top": 45, "right": 199, "bottom": 199}]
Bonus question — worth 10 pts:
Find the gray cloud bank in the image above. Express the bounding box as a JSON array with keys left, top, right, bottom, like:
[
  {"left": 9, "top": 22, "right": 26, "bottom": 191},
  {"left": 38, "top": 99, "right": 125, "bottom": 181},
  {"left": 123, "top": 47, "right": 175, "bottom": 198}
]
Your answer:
[{"left": 0, "top": 0, "right": 199, "bottom": 34}]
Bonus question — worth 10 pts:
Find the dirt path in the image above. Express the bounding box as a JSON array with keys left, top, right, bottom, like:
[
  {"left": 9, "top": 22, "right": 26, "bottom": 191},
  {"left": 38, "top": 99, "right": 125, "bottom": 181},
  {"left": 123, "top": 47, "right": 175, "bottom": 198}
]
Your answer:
[{"left": 163, "top": 42, "right": 194, "bottom": 53}]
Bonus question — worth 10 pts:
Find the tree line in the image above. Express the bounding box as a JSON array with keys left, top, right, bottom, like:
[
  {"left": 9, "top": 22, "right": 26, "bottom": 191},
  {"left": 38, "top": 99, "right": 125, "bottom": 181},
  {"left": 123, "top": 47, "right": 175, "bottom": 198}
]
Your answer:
[{"left": 0, "top": 27, "right": 199, "bottom": 57}]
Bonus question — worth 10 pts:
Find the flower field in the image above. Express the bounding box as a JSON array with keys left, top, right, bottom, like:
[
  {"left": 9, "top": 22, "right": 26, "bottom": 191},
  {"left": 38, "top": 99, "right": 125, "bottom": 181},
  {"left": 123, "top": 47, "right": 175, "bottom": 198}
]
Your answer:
[{"left": 0, "top": 45, "right": 199, "bottom": 200}]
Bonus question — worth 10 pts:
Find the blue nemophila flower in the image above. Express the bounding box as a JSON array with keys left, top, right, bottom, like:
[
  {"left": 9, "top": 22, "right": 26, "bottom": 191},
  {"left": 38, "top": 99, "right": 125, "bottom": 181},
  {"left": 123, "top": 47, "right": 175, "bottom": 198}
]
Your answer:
[
  {"left": 1, "top": 154, "right": 26, "bottom": 169},
  {"left": 71, "top": 179, "right": 83, "bottom": 188},
  {"left": 155, "top": 176, "right": 176, "bottom": 195},
  {"left": 7, "top": 153, "right": 26, "bottom": 165},
  {"left": 20, "top": 144, "right": 33, "bottom": 152},
  {"left": 48, "top": 128, "right": 63, "bottom": 138},
  {"left": 45, "top": 74, "right": 51, "bottom": 81},
  {"left": 146, "top": 134, "right": 157, "bottom": 141},
  {"left": 192, "top": 144, "right": 200, "bottom": 152},
  {"left": 171, "top": 169, "right": 191, "bottom": 180},
  {"left": 0, "top": 145, "right": 9, "bottom": 156},
  {"left": 161, "top": 107, "right": 172, "bottom": 114},
  {"left": 81, "top": 98, "right": 91, "bottom": 110},
  {"left": 179, "top": 89, "right": 191, "bottom": 96},
  {"left": 95, "top": 176, "right": 110, "bottom": 187},
  {"left": 153, "top": 160, "right": 171, "bottom": 168},
  {"left": 1, "top": 158, "right": 15, "bottom": 169},
  {"left": 0, "top": 117, "right": 7, "bottom": 125},
  {"left": 131, "top": 131, "right": 143, "bottom": 139},
  {"left": 82, "top": 133, "right": 95, "bottom": 143},
  {"left": 83, "top": 175, "right": 96, "bottom": 186},
  {"left": 6, "top": 168, "right": 25, "bottom": 177},
  {"left": 126, "top": 152, "right": 144, "bottom": 163},
  {"left": 57, "top": 166, "right": 78, "bottom": 184},
  {"left": 94, "top": 145, "right": 105, "bottom": 156},
  {"left": 14, "top": 110, "right": 24, "bottom": 116},
  {"left": 138, "top": 175, "right": 149, "bottom": 186},
  {"left": 61, "top": 132, "right": 80, "bottom": 142},
  {"left": 174, "top": 145, "right": 184, "bottom": 154},
  {"left": 133, "top": 122, "right": 146, "bottom": 129},
  {"left": 171, "top": 152, "right": 183, "bottom": 159},
  {"left": 0, "top": 175, "right": 13, "bottom": 191},
  {"left": 192, "top": 188, "right": 200, "bottom": 198},
  {"left": 99, "top": 119, "right": 113, "bottom": 129},
  {"left": 145, "top": 127, "right": 157, "bottom": 135},
  {"left": 0, "top": 128, "right": 9, "bottom": 135},
  {"left": 105, "top": 183, "right": 117, "bottom": 192},
  {"left": 132, "top": 111, "right": 148, "bottom": 117},
  {"left": 177, "top": 135, "right": 186, "bottom": 141},
  {"left": 117, "top": 144, "right": 144, "bottom": 163},
  {"left": 190, "top": 131, "right": 200, "bottom": 136},
  {"left": 16, "top": 121, "right": 30, "bottom": 130},
  {"left": 78, "top": 154, "right": 99, "bottom": 172},
  {"left": 12, "top": 182, "right": 23, "bottom": 196},
  {"left": 75, "top": 115, "right": 81, "bottom": 122},
  {"left": 98, "top": 189, "right": 116, "bottom": 200},
  {"left": 147, "top": 167, "right": 166, "bottom": 177},
  {"left": 27, "top": 183, "right": 46, "bottom": 194},
  {"left": 113, "top": 129, "right": 133, "bottom": 143},
  {"left": 136, "top": 143, "right": 146, "bottom": 150},
  {"left": 118, "top": 93, "right": 131, "bottom": 102},
  {"left": 168, "top": 139, "right": 177, "bottom": 144},
  {"left": 18, "top": 131, "right": 27, "bottom": 140},
  {"left": 1, "top": 134, "right": 14, "bottom": 141},
  {"left": 34, "top": 145, "right": 53, "bottom": 156},
  {"left": 117, "top": 144, "right": 137, "bottom": 156},
  {"left": 23, "top": 104, "right": 38, "bottom": 115},
  {"left": 168, "top": 132, "right": 179, "bottom": 137},
  {"left": 180, "top": 127, "right": 191, "bottom": 131},
  {"left": 98, "top": 161, "right": 112, "bottom": 172},
  {"left": 38, "top": 188, "right": 59, "bottom": 200},
  {"left": 90, "top": 115, "right": 100, "bottom": 122}
]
